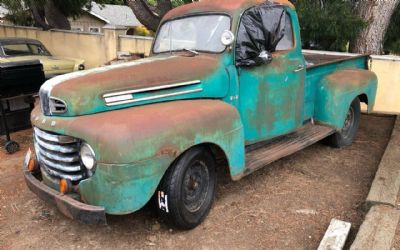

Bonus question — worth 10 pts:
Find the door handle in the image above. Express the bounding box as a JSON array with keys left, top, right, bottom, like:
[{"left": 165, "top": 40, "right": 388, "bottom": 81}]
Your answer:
[{"left": 294, "top": 65, "right": 305, "bottom": 73}]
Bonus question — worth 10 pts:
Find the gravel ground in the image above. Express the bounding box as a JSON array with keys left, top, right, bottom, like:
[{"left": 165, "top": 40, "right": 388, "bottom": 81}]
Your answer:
[{"left": 0, "top": 114, "right": 395, "bottom": 250}]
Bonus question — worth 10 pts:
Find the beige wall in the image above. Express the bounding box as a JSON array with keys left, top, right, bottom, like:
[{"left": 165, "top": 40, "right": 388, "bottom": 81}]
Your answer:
[
  {"left": 370, "top": 56, "right": 400, "bottom": 114},
  {"left": 119, "top": 35, "right": 153, "bottom": 57},
  {"left": 0, "top": 24, "right": 153, "bottom": 69}
]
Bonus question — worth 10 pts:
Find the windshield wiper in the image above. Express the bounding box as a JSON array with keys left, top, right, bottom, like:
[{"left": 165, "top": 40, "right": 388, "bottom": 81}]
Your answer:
[{"left": 182, "top": 48, "right": 199, "bottom": 56}]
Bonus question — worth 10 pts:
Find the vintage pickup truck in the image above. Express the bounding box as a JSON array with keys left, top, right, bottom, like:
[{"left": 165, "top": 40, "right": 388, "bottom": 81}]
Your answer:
[{"left": 23, "top": 0, "right": 377, "bottom": 229}]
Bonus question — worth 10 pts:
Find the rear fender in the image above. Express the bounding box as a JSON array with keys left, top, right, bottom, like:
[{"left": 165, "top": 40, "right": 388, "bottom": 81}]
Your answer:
[{"left": 314, "top": 69, "right": 377, "bottom": 129}]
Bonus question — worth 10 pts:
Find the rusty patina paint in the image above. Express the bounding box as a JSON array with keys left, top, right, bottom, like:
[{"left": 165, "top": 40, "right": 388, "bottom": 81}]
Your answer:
[
  {"left": 164, "top": 0, "right": 294, "bottom": 21},
  {"left": 27, "top": 0, "right": 377, "bottom": 217},
  {"left": 237, "top": 7, "right": 306, "bottom": 144},
  {"left": 315, "top": 69, "right": 377, "bottom": 129},
  {"left": 23, "top": 167, "right": 106, "bottom": 224},
  {"left": 31, "top": 99, "right": 244, "bottom": 214},
  {"left": 49, "top": 54, "right": 228, "bottom": 116}
]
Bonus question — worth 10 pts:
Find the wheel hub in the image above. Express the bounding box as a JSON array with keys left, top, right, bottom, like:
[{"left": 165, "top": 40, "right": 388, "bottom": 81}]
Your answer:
[
  {"left": 342, "top": 106, "right": 355, "bottom": 137},
  {"left": 183, "top": 160, "right": 209, "bottom": 213}
]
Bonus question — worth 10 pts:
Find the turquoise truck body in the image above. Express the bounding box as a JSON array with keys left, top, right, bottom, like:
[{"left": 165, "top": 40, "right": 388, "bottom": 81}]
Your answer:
[{"left": 25, "top": 0, "right": 377, "bottom": 220}]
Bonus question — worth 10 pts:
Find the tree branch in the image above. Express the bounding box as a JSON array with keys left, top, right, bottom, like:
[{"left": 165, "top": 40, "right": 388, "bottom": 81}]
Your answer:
[
  {"left": 126, "top": 0, "right": 162, "bottom": 31},
  {"left": 155, "top": 0, "right": 172, "bottom": 17},
  {"left": 44, "top": 0, "right": 71, "bottom": 30}
]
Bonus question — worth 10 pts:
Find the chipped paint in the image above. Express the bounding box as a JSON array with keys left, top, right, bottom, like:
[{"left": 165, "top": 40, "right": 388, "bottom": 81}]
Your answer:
[
  {"left": 314, "top": 69, "right": 377, "bottom": 129},
  {"left": 164, "top": 0, "right": 294, "bottom": 21}
]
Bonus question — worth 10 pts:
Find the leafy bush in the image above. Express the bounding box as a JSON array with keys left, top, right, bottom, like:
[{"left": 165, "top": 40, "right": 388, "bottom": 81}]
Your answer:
[
  {"left": 134, "top": 25, "right": 154, "bottom": 37},
  {"left": 294, "top": 0, "right": 365, "bottom": 52}
]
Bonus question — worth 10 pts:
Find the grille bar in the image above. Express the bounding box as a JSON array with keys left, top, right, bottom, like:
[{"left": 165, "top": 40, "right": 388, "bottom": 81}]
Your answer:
[
  {"left": 34, "top": 127, "right": 84, "bottom": 182},
  {"left": 37, "top": 146, "right": 80, "bottom": 163},
  {"left": 35, "top": 135, "right": 79, "bottom": 154},
  {"left": 39, "top": 156, "right": 81, "bottom": 172},
  {"left": 34, "top": 127, "right": 77, "bottom": 144},
  {"left": 44, "top": 167, "right": 83, "bottom": 181}
]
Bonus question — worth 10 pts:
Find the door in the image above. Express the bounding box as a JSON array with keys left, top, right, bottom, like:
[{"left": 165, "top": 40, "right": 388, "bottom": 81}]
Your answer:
[{"left": 236, "top": 6, "right": 306, "bottom": 144}]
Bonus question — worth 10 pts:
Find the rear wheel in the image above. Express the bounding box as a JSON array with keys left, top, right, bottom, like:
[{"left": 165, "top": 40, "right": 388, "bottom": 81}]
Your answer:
[
  {"left": 326, "top": 97, "right": 361, "bottom": 148},
  {"left": 156, "top": 147, "right": 216, "bottom": 230}
]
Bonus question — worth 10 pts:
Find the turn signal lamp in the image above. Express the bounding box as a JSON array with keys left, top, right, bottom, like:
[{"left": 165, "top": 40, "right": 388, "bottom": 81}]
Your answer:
[{"left": 59, "top": 179, "right": 72, "bottom": 194}]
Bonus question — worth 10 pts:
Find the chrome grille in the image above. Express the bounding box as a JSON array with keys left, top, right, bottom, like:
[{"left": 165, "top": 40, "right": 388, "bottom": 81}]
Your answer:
[{"left": 33, "top": 127, "right": 84, "bottom": 182}]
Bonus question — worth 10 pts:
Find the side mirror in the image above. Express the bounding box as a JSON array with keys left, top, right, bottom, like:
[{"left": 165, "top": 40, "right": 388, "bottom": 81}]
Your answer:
[{"left": 221, "top": 30, "right": 235, "bottom": 46}]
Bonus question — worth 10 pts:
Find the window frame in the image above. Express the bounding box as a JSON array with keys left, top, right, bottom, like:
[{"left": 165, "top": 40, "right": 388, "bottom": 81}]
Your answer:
[
  {"left": 151, "top": 12, "right": 233, "bottom": 55},
  {"left": 235, "top": 5, "right": 297, "bottom": 65},
  {"left": 274, "top": 11, "right": 295, "bottom": 52},
  {"left": 89, "top": 26, "right": 101, "bottom": 33}
]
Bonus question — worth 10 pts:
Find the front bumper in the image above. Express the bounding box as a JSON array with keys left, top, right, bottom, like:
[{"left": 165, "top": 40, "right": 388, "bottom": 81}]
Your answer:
[{"left": 23, "top": 166, "right": 107, "bottom": 225}]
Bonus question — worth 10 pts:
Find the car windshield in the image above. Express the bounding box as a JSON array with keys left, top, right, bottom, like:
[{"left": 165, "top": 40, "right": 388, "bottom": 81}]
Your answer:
[
  {"left": 153, "top": 15, "right": 231, "bottom": 54},
  {"left": 2, "top": 43, "right": 51, "bottom": 57}
]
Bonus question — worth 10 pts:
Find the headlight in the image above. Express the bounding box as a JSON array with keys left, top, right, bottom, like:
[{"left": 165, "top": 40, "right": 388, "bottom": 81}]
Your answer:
[
  {"left": 80, "top": 143, "right": 96, "bottom": 171},
  {"left": 78, "top": 64, "right": 85, "bottom": 70}
]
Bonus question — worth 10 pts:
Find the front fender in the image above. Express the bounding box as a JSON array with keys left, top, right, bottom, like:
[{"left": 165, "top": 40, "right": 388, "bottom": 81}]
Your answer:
[
  {"left": 314, "top": 69, "right": 377, "bottom": 129},
  {"left": 31, "top": 100, "right": 245, "bottom": 214}
]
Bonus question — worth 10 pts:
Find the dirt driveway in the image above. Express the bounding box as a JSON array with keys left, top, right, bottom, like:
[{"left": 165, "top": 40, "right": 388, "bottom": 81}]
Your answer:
[{"left": 0, "top": 114, "right": 395, "bottom": 250}]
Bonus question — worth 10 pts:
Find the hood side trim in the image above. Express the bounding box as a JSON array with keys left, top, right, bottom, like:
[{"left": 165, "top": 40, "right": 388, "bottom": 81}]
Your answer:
[
  {"left": 103, "top": 80, "right": 201, "bottom": 98},
  {"left": 105, "top": 88, "right": 203, "bottom": 106}
]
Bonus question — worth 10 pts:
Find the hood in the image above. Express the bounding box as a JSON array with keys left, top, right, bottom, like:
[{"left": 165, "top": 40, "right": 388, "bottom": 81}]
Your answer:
[{"left": 40, "top": 54, "right": 230, "bottom": 116}]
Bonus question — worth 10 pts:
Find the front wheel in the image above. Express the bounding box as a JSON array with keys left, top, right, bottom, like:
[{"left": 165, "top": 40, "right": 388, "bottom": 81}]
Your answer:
[
  {"left": 156, "top": 147, "right": 216, "bottom": 230},
  {"left": 326, "top": 97, "right": 361, "bottom": 148}
]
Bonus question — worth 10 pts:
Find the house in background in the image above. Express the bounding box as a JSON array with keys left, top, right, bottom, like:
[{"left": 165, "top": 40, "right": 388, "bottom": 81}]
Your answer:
[
  {"left": 0, "top": 6, "right": 12, "bottom": 25},
  {"left": 69, "top": 2, "right": 142, "bottom": 34}
]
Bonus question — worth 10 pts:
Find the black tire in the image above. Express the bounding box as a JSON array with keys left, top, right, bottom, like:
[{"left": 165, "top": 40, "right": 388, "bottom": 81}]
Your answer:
[
  {"left": 326, "top": 97, "right": 361, "bottom": 148},
  {"left": 5, "top": 141, "right": 20, "bottom": 154},
  {"left": 156, "top": 147, "right": 216, "bottom": 230}
]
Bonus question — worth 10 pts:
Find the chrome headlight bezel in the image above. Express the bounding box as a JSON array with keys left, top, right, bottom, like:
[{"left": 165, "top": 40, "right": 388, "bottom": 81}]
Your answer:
[{"left": 80, "top": 143, "right": 96, "bottom": 172}]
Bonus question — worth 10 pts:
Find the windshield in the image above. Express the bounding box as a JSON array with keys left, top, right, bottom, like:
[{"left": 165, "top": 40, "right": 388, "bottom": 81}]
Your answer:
[
  {"left": 153, "top": 15, "right": 231, "bottom": 54},
  {"left": 2, "top": 43, "right": 51, "bottom": 57}
]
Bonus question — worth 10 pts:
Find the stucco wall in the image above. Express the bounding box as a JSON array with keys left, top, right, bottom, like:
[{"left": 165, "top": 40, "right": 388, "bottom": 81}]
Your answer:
[
  {"left": 119, "top": 35, "right": 153, "bottom": 56},
  {"left": 370, "top": 55, "right": 400, "bottom": 114},
  {"left": 0, "top": 24, "right": 153, "bottom": 69}
]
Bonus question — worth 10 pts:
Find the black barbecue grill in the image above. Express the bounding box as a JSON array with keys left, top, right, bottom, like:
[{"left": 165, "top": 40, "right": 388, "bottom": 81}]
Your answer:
[{"left": 0, "top": 60, "right": 45, "bottom": 154}]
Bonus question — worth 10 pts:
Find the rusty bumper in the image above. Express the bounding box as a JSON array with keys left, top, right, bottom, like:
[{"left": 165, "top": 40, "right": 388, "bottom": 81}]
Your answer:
[{"left": 23, "top": 169, "right": 107, "bottom": 225}]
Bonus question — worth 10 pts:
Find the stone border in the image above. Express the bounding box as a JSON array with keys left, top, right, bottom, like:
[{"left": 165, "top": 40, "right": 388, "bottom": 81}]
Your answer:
[
  {"left": 365, "top": 116, "right": 400, "bottom": 208},
  {"left": 350, "top": 116, "right": 400, "bottom": 250}
]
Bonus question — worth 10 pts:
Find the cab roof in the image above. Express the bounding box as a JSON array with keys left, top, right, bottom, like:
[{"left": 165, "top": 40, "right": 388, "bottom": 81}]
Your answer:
[{"left": 163, "top": 0, "right": 294, "bottom": 20}]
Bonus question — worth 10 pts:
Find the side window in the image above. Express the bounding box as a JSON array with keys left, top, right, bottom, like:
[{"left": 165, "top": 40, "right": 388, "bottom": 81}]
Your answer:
[
  {"left": 235, "top": 4, "right": 289, "bottom": 67},
  {"left": 275, "top": 13, "right": 294, "bottom": 51}
]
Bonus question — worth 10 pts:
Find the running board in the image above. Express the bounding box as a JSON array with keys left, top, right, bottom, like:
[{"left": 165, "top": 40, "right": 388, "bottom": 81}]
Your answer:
[{"left": 244, "top": 123, "right": 335, "bottom": 176}]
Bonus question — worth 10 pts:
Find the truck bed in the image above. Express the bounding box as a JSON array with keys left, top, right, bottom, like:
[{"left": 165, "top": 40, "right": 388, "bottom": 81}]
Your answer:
[
  {"left": 304, "top": 53, "right": 352, "bottom": 67},
  {"left": 303, "top": 50, "right": 366, "bottom": 68},
  {"left": 302, "top": 50, "right": 370, "bottom": 122}
]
